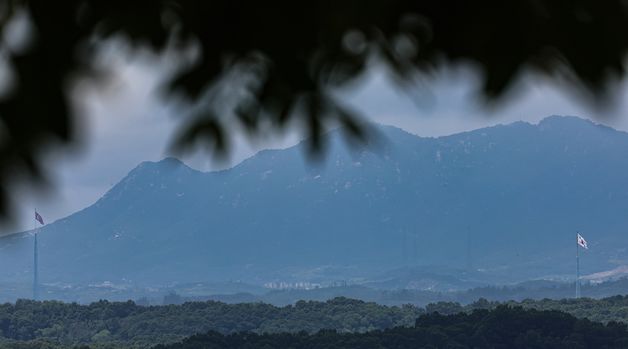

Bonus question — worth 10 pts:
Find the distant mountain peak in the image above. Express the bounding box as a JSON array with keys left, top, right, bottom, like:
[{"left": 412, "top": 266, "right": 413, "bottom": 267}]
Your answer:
[
  {"left": 130, "top": 157, "right": 194, "bottom": 174},
  {"left": 539, "top": 115, "right": 592, "bottom": 126},
  {"left": 99, "top": 157, "right": 197, "bottom": 202},
  {"left": 141, "top": 157, "right": 187, "bottom": 168},
  {"left": 158, "top": 157, "right": 185, "bottom": 165},
  {"left": 535, "top": 115, "right": 623, "bottom": 138}
]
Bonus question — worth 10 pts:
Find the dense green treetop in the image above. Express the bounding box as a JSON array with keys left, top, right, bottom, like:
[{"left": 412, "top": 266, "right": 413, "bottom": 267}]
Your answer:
[
  {"left": 156, "top": 306, "right": 628, "bottom": 349},
  {"left": 3, "top": 295, "right": 628, "bottom": 348}
]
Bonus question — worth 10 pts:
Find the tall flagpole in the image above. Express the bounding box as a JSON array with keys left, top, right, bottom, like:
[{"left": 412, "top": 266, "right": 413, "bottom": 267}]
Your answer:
[
  {"left": 33, "top": 210, "right": 39, "bottom": 301},
  {"left": 33, "top": 229, "right": 38, "bottom": 300},
  {"left": 576, "top": 232, "right": 580, "bottom": 299}
]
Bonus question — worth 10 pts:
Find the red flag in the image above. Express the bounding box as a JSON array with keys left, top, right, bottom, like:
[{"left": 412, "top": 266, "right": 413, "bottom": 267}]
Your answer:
[{"left": 35, "top": 211, "right": 44, "bottom": 225}]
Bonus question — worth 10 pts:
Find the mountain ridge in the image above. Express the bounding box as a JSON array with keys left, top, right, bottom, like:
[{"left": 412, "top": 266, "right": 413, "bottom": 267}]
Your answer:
[{"left": 1, "top": 115, "right": 626, "bottom": 289}]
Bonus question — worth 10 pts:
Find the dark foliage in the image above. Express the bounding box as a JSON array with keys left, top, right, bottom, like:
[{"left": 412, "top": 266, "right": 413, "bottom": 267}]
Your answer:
[
  {"left": 0, "top": 297, "right": 421, "bottom": 347},
  {"left": 4, "top": 296, "right": 628, "bottom": 347},
  {"left": 156, "top": 306, "right": 628, "bottom": 348},
  {"left": 0, "top": 1, "right": 626, "bottom": 216}
]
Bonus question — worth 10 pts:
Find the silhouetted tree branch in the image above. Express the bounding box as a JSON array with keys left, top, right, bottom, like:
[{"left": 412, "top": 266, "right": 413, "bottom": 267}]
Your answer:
[{"left": 0, "top": 0, "right": 627, "bottom": 217}]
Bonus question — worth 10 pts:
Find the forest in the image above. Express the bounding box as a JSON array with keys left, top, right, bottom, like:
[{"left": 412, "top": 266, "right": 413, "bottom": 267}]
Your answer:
[
  {"left": 2, "top": 296, "right": 628, "bottom": 348},
  {"left": 155, "top": 306, "right": 628, "bottom": 349},
  {"left": 0, "top": 297, "right": 420, "bottom": 348}
]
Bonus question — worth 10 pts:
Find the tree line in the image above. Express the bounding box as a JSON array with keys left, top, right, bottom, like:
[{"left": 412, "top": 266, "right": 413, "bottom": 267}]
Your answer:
[
  {"left": 156, "top": 306, "right": 628, "bottom": 349},
  {"left": 0, "top": 297, "right": 421, "bottom": 348},
  {"left": 4, "top": 295, "right": 628, "bottom": 348}
]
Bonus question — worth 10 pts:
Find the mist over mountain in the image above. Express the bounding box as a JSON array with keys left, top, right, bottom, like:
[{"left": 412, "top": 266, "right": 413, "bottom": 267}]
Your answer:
[{"left": 1, "top": 116, "right": 627, "bottom": 288}]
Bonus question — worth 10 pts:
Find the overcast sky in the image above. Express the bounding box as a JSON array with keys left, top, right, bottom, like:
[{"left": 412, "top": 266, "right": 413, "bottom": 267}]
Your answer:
[{"left": 7, "top": 50, "right": 628, "bottom": 234}]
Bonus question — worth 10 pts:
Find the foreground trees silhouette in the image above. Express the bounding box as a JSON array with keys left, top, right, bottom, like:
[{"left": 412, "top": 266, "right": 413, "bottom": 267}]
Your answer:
[{"left": 0, "top": 1, "right": 627, "bottom": 216}]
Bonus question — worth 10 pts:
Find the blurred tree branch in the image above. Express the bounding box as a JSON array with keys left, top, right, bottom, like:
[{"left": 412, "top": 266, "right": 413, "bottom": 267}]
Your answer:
[{"left": 0, "top": 0, "right": 627, "bottom": 217}]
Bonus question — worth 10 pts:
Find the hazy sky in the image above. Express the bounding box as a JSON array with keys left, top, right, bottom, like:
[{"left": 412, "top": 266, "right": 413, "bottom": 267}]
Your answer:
[{"left": 8, "top": 50, "right": 628, "bottom": 234}]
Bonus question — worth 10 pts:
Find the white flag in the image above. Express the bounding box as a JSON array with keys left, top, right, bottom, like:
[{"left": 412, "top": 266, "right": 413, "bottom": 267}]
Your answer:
[{"left": 577, "top": 233, "right": 588, "bottom": 249}]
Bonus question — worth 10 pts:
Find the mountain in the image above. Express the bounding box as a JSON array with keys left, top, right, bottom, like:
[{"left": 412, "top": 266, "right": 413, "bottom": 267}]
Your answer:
[{"left": 1, "top": 115, "right": 628, "bottom": 288}]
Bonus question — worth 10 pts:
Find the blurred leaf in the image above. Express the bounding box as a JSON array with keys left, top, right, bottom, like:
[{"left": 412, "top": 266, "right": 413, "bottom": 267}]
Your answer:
[{"left": 0, "top": 0, "right": 627, "bottom": 218}]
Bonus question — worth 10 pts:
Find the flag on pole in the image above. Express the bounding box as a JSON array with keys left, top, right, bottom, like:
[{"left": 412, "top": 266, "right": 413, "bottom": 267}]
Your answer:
[
  {"left": 34, "top": 211, "right": 44, "bottom": 225},
  {"left": 577, "top": 233, "right": 588, "bottom": 249}
]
